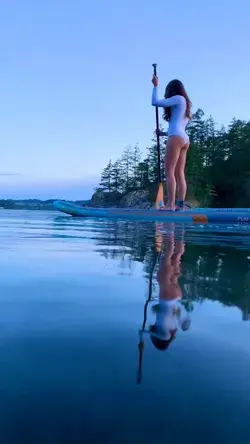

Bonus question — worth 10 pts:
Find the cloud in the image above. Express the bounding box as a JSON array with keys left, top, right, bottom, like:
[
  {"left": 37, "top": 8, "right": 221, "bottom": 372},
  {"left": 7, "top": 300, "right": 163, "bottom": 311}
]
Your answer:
[{"left": 0, "top": 173, "right": 22, "bottom": 176}]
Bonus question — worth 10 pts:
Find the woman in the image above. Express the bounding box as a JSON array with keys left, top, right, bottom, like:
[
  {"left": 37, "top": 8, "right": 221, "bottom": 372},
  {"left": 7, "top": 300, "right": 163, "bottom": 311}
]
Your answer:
[{"left": 151, "top": 75, "right": 192, "bottom": 210}]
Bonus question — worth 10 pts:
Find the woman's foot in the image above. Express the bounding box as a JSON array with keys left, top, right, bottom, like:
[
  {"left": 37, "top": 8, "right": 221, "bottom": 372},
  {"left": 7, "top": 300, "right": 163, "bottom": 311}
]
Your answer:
[
  {"left": 175, "top": 201, "right": 192, "bottom": 211},
  {"left": 159, "top": 205, "right": 175, "bottom": 211},
  {"left": 175, "top": 200, "right": 192, "bottom": 211},
  {"left": 175, "top": 200, "right": 184, "bottom": 211},
  {"left": 175, "top": 205, "right": 185, "bottom": 211}
]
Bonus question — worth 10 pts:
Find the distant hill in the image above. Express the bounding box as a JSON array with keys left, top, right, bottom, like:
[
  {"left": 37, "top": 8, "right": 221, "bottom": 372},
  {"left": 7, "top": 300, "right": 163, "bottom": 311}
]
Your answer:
[{"left": 0, "top": 199, "right": 91, "bottom": 210}]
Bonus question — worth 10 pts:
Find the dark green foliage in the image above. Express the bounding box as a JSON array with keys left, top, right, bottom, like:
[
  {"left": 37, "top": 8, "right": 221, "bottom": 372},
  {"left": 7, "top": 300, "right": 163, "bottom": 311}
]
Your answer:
[
  {"left": 99, "top": 160, "right": 112, "bottom": 192},
  {"left": 98, "top": 110, "right": 250, "bottom": 207}
]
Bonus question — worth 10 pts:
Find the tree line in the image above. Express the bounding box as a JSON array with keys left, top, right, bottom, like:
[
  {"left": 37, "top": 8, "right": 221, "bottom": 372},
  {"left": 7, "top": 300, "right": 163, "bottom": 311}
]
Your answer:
[{"left": 97, "top": 109, "right": 250, "bottom": 207}]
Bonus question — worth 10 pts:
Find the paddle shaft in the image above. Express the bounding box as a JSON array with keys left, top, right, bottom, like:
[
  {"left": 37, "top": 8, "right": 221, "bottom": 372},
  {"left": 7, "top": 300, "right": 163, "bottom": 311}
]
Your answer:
[
  {"left": 152, "top": 63, "right": 162, "bottom": 184},
  {"left": 137, "top": 252, "right": 159, "bottom": 384}
]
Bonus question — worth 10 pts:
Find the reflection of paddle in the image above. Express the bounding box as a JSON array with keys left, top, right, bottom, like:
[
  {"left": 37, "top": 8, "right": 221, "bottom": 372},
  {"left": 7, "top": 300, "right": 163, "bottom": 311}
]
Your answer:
[
  {"left": 137, "top": 252, "right": 157, "bottom": 384},
  {"left": 152, "top": 63, "right": 164, "bottom": 210},
  {"left": 137, "top": 225, "right": 164, "bottom": 384}
]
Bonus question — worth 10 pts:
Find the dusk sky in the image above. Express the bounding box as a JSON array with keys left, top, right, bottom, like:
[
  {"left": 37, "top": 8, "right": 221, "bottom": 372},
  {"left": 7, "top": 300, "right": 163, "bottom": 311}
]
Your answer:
[{"left": 0, "top": 0, "right": 249, "bottom": 199}]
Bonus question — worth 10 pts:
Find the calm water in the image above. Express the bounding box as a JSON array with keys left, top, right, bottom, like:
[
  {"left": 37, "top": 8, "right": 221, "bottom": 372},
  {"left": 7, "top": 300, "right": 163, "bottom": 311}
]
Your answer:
[{"left": 1, "top": 210, "right": 250, "bottom": 444}]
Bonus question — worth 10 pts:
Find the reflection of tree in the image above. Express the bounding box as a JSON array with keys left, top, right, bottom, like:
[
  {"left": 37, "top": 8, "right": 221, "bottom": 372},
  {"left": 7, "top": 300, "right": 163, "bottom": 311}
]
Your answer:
[
  {"left": 95, "top": 220, "right": 157, "bottom": 267},
  {"left": 181, "top": 245, "right": 250, "bottom": 312},
  {"left": 94, "top": 221, "right": 250, "bottom": 314}
]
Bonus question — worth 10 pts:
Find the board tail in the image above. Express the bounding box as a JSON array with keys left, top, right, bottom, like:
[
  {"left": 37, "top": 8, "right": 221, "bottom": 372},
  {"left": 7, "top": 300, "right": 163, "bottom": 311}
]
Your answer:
[{"left": 155, "top": 183, "right": 164, "bottom": 210}]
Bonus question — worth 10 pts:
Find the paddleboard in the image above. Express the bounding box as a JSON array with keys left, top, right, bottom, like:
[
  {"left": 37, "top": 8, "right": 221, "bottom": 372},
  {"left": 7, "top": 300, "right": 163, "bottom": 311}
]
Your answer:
[{"left": 53, "top": 200, "right": 250, "bottom": 224}]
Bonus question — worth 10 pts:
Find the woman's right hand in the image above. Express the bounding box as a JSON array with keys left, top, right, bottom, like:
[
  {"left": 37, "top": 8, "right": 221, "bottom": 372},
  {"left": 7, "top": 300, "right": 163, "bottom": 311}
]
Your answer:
[{"left": 152, "top": 74, "right": 159, "bottom": 86}]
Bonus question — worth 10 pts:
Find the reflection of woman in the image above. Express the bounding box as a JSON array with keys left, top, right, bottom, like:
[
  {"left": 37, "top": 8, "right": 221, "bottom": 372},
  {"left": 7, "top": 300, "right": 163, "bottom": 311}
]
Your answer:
[
  {"left": 137, "top": 228, "right": 193, "bottom": 383},
  {"left": 149, "top": 232, "right": 191, "bottom": 350}
]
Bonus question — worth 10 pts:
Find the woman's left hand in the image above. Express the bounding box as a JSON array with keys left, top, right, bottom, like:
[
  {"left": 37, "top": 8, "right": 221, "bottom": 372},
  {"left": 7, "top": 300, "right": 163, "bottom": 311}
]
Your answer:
[
  {"left": 152, "top": 74, "right": 158, "bottom": 86},
  {"left": 155, "top": 129, "right": 166, "bottom": 137}
]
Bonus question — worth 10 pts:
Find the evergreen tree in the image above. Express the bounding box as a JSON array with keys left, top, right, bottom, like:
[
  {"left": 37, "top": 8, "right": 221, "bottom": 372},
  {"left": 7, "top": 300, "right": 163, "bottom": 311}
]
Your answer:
[
  {"left": 120, "top": 146, "right": 134, "bottom": 192},
  {"left": 130, "top": 144, "right": 142, "bottom": 189},
  {"left": 136, "top": 159, "right": 151, "bottom": 189},
  {"left": 146, "top": 132, "right": 166, "bottom": 184},
  {"left": 110, "top": 160, "right": 123, "bottom": 193},
  {"left": 99, "top": 160, "right": 112, "bottom": 192},
  {"left": 97, "top": 110, "right": 250, "bottom": 208}
]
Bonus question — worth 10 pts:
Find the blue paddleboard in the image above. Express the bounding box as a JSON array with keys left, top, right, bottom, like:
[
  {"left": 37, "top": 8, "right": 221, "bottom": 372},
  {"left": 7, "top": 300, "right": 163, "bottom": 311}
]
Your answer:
[{"left": 53, "top": 200, "right": 250, "bottom": 224}]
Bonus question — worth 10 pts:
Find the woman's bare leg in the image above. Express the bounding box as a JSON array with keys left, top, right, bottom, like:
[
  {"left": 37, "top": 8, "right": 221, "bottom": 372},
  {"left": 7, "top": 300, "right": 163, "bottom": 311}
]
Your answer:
[
  {"left": 175, "top": 142, "right": 189, "bottom": 206},
  {"left": 163, "top": 136, "right": 185, "bottom": 210}
]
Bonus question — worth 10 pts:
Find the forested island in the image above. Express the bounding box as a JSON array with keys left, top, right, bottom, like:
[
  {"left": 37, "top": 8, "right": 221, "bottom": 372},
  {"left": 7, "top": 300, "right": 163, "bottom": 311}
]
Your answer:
[
  {"left": 0, "top": 199, "right": 90, "bottom": 210},
  {"left": 1, "top": 108, "right": 249, "bottom": 210},
  {"left": 92, "top": 108, "right": 250, "bottom": 208}
]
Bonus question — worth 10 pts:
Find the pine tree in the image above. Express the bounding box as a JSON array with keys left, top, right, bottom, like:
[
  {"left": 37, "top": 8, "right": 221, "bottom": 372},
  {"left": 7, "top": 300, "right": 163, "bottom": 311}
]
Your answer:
[
  {"left": 120, "top": 146, "right": 134, "bottom": 192},
  {"left": 130, "top": 144, "right": 142, "bottom": 189},
  {"left": 96, "top": 110, "right": 250, "bottom": 208},
  {"left": 99, "top": 160, "right": 112, "bottom": 192},
  {"left": 146, "top": 133, "right": 166, "bottom": 185},
  {"left": 110, "top": 160, "right": 122, "bottom": 193},
  {"left": 136, "top": 159, "right": 150, "bottom": 189}
]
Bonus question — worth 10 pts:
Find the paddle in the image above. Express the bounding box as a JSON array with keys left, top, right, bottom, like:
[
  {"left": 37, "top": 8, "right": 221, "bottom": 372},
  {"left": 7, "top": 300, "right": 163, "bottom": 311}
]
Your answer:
[
  {"left": 137, "top": 249, "right": 159, "bottom": 384},
  {"left": 137, "top": 225, "right": 164, "bottom": 384},
  {"left": 152, "top": 63, "right": 164, "bottom": 209}
]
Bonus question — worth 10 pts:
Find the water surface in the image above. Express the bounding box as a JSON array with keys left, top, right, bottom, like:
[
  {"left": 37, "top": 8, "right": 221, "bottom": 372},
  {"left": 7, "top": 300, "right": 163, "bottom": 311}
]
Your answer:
[{"left": 1, "top": 210, "right": 250, "bottom": 444}]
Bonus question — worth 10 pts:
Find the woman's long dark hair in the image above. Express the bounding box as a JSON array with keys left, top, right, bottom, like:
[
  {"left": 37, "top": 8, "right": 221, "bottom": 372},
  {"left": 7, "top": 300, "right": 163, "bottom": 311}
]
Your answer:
[{"left": 163, "top": 79, "right": 192, "bottom": 122}]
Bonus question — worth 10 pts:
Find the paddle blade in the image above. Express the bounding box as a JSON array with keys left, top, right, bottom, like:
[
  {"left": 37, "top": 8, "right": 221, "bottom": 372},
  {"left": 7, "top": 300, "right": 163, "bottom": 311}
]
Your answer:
[
  {"left": 155, "top": 183, "right": 164, "bottom": 209},
  {"left": 155, "top": 223, "right": 164, "bottom": 253}
]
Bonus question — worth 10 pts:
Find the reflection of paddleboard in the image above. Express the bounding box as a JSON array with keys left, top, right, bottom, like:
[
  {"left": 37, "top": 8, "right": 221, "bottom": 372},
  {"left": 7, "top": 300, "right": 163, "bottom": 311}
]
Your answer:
[{"left": 53, "top": 200, "right": 250, "bottom": 224}]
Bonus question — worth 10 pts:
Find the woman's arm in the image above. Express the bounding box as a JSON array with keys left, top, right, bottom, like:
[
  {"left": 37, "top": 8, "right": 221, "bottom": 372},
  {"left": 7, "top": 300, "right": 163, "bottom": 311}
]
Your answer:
[{"left": 151, "top": 87, "right": 183, "bottom": 107}]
